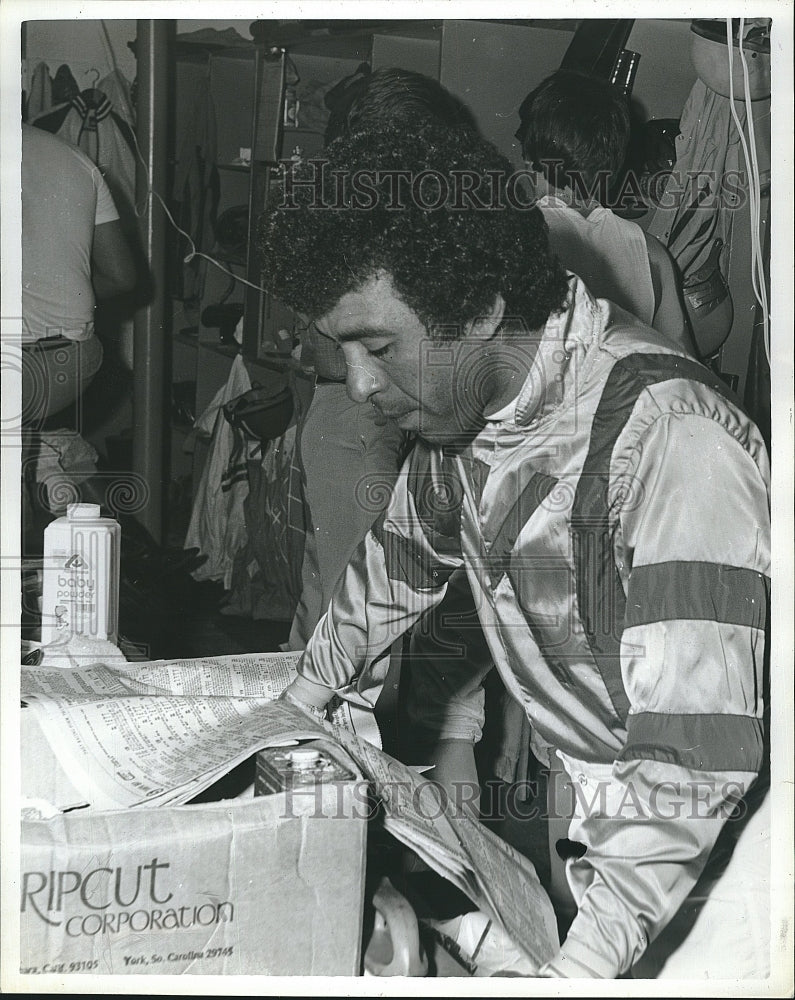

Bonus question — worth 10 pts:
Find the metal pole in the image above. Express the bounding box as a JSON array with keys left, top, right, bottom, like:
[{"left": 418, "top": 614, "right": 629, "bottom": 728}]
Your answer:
[{"left": 132, "top": 20, "right": 168, "bottom": 543}]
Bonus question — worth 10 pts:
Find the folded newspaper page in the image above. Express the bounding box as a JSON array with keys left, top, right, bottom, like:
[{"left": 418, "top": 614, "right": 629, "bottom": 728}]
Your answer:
[
  {"left": 21, "top": 654, "right": 558, "bottom": 967},
  {"left": 317, "top": 713, "right": 560, "bottom": 968},
  {"left": 22, "top": 653, "right": 322, "bottom": 810}
]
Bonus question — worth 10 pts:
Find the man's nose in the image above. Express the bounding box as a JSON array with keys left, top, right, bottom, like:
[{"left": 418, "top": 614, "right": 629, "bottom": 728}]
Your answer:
[{"left": 343, "top": 344, "right": 383, "bottom": 403}]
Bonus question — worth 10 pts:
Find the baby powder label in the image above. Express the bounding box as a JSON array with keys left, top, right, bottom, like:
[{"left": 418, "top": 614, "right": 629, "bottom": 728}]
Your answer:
[{"left": 40, "top": 507, "right": 119, "bottom": 643}]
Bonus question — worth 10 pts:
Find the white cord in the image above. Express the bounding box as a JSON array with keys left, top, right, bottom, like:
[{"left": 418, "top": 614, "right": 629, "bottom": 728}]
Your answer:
[
  {"left": 737, "top": 21, "right": 767, "bottom": 355},
  {"left": 130, "top": 122, "right": 272, "bottom": 294},
  {"left": 99, "top": 19, "right": 118, "bottom": 69},
  {"left": 726, "top": 19, "right": 771, "bottom": 367},
  {"left": 98, "top": 18, "right": 272, "bottom": 296},
  {"left": 738, "top": 22, "right": 771, "bottom": 366}
]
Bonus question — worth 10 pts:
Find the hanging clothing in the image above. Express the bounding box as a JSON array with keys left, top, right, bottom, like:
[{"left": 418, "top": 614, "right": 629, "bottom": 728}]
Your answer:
[
  {"left": 97, "top": 69, "right": 136, "bottom": 130},
  {"left": 185, "top": 355, "right": 255, "bottom": 589},
  {"left": 645, "top": 79, "right": 752, "bottom": 358},
  {"left": 223, "top": 426, "right": 305, "bottom": 622},
  {"left": 32, "top": 85, "right": 137, "bottom": 224},
  {"left": 171, "top": 70, "right": 219, "bottom": 302},
  {"left": 25, "top": 62, "right": 53, "bottom": 122},
  {"left": 52, "top": 64, "right": 80, "bottom": 107},
  {"left": 646, "top": 79, "right": 746, "bottom": 278}
]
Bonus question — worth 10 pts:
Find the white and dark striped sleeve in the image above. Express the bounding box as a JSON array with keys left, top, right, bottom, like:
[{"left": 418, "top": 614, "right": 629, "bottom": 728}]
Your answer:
[
  {"left": 618, "top": 408, "right": 769, "bottom": 775},
  {"left": 548, "top": 407, "right": 770, "bottom": 978},
  {"left": 295, "top": 445, "right": 465, "bottom": 712}
]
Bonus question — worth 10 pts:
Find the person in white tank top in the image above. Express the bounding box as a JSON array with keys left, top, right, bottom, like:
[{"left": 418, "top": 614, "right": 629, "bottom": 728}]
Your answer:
[{"left": 516, "top": 70, "right": 697, "bottom": 355}]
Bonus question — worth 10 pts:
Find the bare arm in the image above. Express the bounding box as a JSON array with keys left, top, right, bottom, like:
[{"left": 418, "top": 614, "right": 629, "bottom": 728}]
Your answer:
[
  {"left": 91, "top": 219, "right": 137, "bottom": 299},
  {"left": 423, "top": 738, "right": 481, "bottom": 817},
  {"left": 643, "top": 231, "right": 698, "bottom": 356}
]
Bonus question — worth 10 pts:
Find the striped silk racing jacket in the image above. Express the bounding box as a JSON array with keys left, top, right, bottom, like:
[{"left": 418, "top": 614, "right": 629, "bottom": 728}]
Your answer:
[{"left": 295, "top": 276, "right": 770, "bottom": 977}]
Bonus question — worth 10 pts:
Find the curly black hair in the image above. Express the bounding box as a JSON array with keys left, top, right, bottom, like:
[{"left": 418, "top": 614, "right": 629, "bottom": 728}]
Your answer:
[{"left": 258, "top": 122, "right": 568, "bottom": 339}]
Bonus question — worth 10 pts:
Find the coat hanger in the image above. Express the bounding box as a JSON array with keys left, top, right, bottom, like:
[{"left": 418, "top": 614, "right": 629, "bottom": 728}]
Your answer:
[{"left": 80, "top": 69, "right": 108, "bottom": 109}]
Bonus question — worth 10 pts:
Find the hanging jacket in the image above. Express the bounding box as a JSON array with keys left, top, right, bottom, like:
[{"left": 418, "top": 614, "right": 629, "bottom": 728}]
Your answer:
[
  {"left": 52, "top": 64, "right": 80, "bottom": 106},
  {"left": 185, "top": 355, "right": 256, "bottom": 589},
  {"left": 32, "top": 86, "right": 137, "bottom": 224},
  {"left": 25, "top": 62, "right": 53, "bottom": 122},
  {"left": 97, "top": 69, "right": 135, "bottom": 129},
  {"left": 646, "top": 79, "right": 746, "bottom": 278}
]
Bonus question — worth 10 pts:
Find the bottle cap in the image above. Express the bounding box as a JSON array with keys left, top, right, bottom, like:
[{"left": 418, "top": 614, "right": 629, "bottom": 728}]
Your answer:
[
  {"left": 288, "top": 748, "right": 322, "bottom": 769},
  {"left": 67, "top": 503, "right": 102, "bottom": 520}
]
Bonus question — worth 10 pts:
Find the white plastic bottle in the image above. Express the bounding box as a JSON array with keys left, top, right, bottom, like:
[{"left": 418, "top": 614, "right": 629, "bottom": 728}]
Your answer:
[{"left": 40, "top": 503, "right": 120, "bottom": 646}]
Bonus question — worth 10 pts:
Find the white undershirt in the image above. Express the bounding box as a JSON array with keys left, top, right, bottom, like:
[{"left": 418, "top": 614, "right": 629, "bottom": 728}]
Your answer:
[{"left": 538, "top": 194, "right": 655, "bottom": 328}]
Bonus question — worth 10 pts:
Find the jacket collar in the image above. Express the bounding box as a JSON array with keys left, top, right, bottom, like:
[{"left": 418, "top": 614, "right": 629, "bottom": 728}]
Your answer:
[{"left": 482, "top": 274, "right": 603, "bottom": 430}]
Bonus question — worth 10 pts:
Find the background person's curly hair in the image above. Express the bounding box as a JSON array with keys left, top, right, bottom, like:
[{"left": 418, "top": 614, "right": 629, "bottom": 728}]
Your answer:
[{"left": 258, "top": 122, "right": 569, "bottom": 339}]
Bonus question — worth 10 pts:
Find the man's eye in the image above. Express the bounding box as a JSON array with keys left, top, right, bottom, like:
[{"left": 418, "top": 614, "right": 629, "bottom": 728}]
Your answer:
[{"left": 369, "top": 344, "right": 391, "bottom": 359}]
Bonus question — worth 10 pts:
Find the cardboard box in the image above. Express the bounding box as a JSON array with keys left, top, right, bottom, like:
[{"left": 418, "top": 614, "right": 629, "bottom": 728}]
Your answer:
[{"left": 20, "top": 783, "right": 367, "bottom": 976}]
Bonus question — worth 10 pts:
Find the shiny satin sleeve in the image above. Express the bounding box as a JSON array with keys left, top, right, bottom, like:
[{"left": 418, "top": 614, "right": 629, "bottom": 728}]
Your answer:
[
  {"left": 544, "top": 402, "right": 770, "bottom": 978},
  {"left": 298, "top": 443, "right": 465, "bottom": 711}
]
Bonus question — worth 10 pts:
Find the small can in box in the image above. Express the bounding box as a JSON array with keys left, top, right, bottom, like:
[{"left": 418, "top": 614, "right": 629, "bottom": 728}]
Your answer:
[{"left": 255, "top": 741, "right": 358, "bottom": 796}]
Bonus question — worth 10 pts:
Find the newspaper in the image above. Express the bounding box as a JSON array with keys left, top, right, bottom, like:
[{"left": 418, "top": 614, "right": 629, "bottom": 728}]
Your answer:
[
  {"left": 316, "top": 717, "right": 559, "bottom": 968},
  {"left": 22, "top": 652, "right": 333, "bottom": 810},
  {"left": 21, "top": 654, "right": 559, "bottom": 968}
]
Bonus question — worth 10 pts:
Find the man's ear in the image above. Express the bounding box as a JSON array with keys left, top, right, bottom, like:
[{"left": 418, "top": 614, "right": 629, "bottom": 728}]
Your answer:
[{"left": 466, "top": 294, "right": 506, "bottom": 342}]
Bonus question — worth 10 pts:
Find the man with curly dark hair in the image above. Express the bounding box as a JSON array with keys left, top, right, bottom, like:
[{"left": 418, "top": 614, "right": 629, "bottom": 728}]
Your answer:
[
  {"left": 283, "top": 68, "right": 478, "bottom": 652},
  {"left": 260, "top": 121, "right": 770, "bottom": 979},
  {"left": 262, "top": 125, "right": 567, "bottom": 371}
]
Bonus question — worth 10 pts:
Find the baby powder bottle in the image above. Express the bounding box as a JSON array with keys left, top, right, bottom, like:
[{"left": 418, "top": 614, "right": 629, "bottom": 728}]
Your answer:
[{"left": 40, "top": 503, "right": 121, "bottom": 646}]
